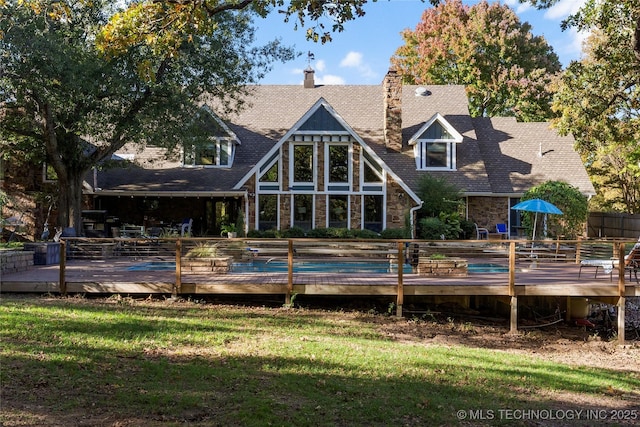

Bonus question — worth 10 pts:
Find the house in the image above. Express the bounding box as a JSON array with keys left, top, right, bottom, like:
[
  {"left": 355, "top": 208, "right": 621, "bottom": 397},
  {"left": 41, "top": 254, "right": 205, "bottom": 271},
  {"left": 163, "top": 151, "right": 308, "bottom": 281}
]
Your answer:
[{"left": 82, "top": 69, "right": 594, "bottom": 238}]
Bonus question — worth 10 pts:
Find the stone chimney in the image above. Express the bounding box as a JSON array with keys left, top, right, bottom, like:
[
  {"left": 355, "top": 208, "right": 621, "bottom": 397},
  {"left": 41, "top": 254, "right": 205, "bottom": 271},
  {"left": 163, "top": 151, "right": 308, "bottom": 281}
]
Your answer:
[
  {"left": 304, "top": 66, "right": 315, "bottom": 88},
  {"left": 383, "top": 68, "right": 403, "bottom": 152}
]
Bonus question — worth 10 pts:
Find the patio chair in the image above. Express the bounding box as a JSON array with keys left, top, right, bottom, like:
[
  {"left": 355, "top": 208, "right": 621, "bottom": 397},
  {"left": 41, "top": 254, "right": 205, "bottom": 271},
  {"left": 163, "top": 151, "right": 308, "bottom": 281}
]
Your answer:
[
  {"left": 623, "top": 241, "right": 640, "bottom": 283},
  {"left": 496, "top": 223, "right": 509, "bottom": 239},
  {"left": 474, "top": 223, "right": 489, "bottom": 240},
  {"left": 181, "top": 218, "right": 193, "bottom": 237}
]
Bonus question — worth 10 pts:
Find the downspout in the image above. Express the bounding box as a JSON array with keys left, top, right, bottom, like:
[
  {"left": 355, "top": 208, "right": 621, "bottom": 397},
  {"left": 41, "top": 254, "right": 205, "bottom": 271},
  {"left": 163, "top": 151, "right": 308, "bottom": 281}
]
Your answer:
[
  {"left": 409, "top": 201, "right": 423, "bottom": 239},
  {"left": 243, "top": 190, "right": 249, "bottom": 236}
]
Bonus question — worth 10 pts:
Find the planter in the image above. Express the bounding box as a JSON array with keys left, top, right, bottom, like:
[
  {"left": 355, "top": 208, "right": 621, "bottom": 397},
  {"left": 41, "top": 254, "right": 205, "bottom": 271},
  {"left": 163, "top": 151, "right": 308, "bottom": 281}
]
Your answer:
[
  {"left": 417, "top": 257, "right": 468, "bottom": 277},
  {"left": 24, "top": 242, "right": 61, "bottom": 265},
  {"left": 226, "top": 232, "right": 237, "bottom": 239},
  {"left": 182, "top": 256, "right": 233, "bottom": 274}
]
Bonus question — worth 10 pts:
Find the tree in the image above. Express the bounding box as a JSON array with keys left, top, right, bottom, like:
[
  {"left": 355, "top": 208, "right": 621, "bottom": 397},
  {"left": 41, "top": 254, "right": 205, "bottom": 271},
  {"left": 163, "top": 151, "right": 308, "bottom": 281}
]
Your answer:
[
  {"left": 391, "top": 0, "right": 561, "bottom": 121},
  {"left": 0, "top": 0, "right": 373, "bottom": 231},
  {"left": 415, "top": 174, "right": 463, "bottom": 239},
  {"left": 549, "top": 1, "right": 640, "bottom": 213},
  {"left": 520, "top": 181, "right": 588, "bottom": 239}
]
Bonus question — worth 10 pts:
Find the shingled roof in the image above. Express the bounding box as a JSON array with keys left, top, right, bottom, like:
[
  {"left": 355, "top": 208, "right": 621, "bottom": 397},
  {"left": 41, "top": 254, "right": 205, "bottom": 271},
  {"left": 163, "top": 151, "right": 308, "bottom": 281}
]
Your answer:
[{"left": 94, "top": 82, "right": 594, "bottom": 198}]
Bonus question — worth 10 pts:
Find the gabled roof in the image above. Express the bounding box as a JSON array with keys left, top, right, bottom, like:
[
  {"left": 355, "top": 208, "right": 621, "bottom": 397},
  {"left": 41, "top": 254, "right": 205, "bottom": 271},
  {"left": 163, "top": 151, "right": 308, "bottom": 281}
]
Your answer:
[
  {"left": 408, "top": 113, "right": 464, "bottom": 145},
  {"left": 93, "top": 83, "right": 593, "bottom": 198}
]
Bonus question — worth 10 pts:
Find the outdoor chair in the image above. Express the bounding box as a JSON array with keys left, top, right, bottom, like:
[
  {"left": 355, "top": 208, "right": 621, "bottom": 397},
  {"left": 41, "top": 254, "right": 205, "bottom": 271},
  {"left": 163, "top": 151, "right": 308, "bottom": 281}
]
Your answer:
[
  {"left": 181, "top": 218, "right": 193, "bottom": 237},
  {"left": 579, "top": 239, "right": 640, "bottom": 282},
  {"left": 624, "top": 241, "right": 640, "bottom": 283},
  {"left": 495, "top": 223, "right": 509, "bottom": 239},
  {"left": 474, "top": 223, "right": 489, "bottom": 240}
]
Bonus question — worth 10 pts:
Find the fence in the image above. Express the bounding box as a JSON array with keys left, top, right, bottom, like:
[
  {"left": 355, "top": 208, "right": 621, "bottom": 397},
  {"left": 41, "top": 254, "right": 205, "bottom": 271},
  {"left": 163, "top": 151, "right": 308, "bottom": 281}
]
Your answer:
[{"left": 587, "top": 212, "right": 640, "bottom": 239}]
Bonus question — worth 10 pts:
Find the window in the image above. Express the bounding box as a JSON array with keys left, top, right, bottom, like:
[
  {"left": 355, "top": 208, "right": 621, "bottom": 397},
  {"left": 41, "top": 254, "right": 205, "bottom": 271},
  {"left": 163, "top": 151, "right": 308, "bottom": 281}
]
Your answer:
[
  {"left": 293, "top": 194, "right": 313, "bottom": 230},
  {"left": 327, "top": 144, "right": 349, "bottom": 183},
  {"left": 363, "top": 195, "right": 383, "bottom": 233},
  {"left": 421, "top": 142, "right": 449, "bottom": 169},
  {"left": 410, "top": 113, "right": 462, "bottom": 171},
  {"left": 258, "top": 194, "right": 278, "bottom": 231},
  {"left": 184, "top": 139, "right": 232, "bottom": 167},
  {"left": 328, "top": 195, "right": 348, "bottom": 228},
  {"left": 293, "top": 144, "right": 314, "bottom": 183}
]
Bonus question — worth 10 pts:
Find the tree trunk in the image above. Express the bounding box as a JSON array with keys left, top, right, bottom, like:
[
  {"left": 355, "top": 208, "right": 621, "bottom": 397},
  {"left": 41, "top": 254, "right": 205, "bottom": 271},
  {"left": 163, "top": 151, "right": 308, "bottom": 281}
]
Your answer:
[{"left": 56, "top": 171, "right": 86, "bottom": 234}]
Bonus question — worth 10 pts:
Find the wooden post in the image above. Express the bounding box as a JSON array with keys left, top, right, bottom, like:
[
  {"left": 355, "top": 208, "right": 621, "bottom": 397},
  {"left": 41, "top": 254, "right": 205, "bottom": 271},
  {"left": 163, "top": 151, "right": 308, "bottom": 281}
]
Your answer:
[
  {"left": 59, "top": 240, "right": 67, "bottom": 296},
  {"left": 286, "top": 239, "right": 294, "bottom": 305},
  {"left": 509, "top": 241, "right": 517, "bottom": 333},
  {"left": 617, "top": 243, "right": 625, "bottom": 345},
  {"left": 396, "top": 241, "right": 404, "bottom": 317},
  {"left": 174, "top": 239, "right": 182, "bottom": 298}
]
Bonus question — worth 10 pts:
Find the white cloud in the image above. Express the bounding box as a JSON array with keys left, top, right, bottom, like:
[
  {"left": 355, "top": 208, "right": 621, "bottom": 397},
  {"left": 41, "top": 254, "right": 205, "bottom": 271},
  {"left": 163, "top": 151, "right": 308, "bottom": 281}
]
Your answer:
[
  {"left": 340, "top": 51, "right": 363, "bottom": 68},
  {"left": 315, "top": 59, "right": 327, "bottom": 72},
  {"left": 339, "top": 51, "right": 378, "bottom": 82},
  {"left": 316, "top": 74, "right": 346, "bottom": 85},
  {"left": 544, "top": 0, "right": 586, "bottom": 20},
  {"left": 504, "top": 0, "right": 532, "bottom": 14}
]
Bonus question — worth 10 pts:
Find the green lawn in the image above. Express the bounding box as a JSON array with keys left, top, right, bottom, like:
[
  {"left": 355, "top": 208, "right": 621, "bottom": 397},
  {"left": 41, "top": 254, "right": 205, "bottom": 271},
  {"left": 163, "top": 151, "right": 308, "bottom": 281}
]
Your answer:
[{"left": 1, "top": 295, "right": 638, "bottom": 426}]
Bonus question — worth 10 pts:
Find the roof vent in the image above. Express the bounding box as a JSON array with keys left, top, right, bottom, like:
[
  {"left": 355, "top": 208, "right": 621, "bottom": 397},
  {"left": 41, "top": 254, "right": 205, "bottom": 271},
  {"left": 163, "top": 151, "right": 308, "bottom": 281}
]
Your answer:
[{"left": 415, "top": 87, "right": 430, "bottom": 97}]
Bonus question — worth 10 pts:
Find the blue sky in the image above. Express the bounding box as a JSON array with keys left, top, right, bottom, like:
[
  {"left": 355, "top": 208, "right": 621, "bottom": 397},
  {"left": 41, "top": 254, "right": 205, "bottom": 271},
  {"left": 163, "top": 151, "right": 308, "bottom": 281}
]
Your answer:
[{"left": 253, "top": 0, "right": 587, "bottom": 85}]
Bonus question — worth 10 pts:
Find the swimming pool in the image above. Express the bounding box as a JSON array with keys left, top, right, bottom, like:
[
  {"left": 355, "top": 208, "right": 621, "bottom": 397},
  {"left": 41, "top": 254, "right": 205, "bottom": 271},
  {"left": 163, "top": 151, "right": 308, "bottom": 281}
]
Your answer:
[
  {"left": 127, "top": 260, "right": 509, "bottom": 274},
  {"left": 126, "top": 260, "right": 411, "bottom": 273}
]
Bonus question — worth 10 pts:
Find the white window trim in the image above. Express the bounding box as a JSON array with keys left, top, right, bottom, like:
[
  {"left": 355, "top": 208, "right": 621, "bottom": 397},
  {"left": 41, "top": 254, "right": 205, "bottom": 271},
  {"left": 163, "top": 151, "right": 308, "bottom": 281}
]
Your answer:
[
  {"left": 415, "top": 140, "right": 457, "bottom": 171},
  {"left": 326, "top": 194, "right": 350, "bottom": 229},
  {"left": 257, "top": 151, "right": 281, "bottom": 191},
  {"left": 289, "top": 142, "right": 317, "bottom": 189},
  {"left": 184, "top": 137, "right": 234, "bottom": 168},
  {"left": 324, "top": 142, "right": 352, "bottom": 192},
  {"left": 255, "top": 194, "right": 280, "bottom": 231},
  {"left": 291, "top": 194, "right": 315, "bottom": 229},
  {"left": 359, "top": 150, "right": 386, "bottom": 193},
  {"left": 360, "top": 193, "right": 386, "bottom": 231}
]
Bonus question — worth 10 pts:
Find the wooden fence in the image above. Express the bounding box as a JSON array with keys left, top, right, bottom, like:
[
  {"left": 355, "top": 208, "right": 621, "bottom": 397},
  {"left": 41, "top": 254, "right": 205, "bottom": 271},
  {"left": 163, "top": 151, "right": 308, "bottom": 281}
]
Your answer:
[{"left": 588, "top": 212, "right": 640, "bottom": 239}]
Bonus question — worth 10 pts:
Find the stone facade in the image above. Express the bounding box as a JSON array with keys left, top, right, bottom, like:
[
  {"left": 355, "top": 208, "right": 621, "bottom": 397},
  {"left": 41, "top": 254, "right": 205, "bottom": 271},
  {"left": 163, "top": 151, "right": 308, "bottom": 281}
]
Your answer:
[{"left": 468, "top": 196, "right": 509, "bottom": 233}]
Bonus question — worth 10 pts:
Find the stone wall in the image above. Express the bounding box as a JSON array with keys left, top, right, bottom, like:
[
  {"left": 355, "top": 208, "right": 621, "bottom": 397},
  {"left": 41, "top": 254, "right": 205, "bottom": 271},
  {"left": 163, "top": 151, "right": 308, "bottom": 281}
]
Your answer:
[
  {"left": 0, "top": 251, "right": 34, "bottom": 274},
  {"left": 468, "top": 196, "right": 509, "bottom": 233}
]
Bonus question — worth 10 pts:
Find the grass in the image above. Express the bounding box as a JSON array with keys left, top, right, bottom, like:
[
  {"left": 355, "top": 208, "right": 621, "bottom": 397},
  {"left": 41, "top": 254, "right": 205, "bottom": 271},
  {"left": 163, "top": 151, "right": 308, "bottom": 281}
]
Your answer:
[{"left": 1, "top": 295, "right": 638, "bottom": 426}]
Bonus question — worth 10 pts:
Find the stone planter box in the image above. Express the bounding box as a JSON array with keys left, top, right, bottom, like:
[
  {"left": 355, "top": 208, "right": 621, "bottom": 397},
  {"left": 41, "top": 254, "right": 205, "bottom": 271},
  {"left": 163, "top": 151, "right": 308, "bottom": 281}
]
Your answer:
[
  {"left": 417, "top": 257, "right": 468, "bottom": 277},
  {"left": 182, "top": 256, "right": 233, "bottom": 274},
  {"left": 1, "top": 250, "right": 34, "bottom": 274}
]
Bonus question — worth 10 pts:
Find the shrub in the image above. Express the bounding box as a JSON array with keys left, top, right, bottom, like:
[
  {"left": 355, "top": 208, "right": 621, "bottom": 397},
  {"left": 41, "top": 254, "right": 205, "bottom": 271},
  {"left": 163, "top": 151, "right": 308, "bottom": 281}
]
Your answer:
[
  {"left": 380, "top": 228, "right": 409, "bottom": 239},
  {"left": 282, "top": 227, "right": 306, "bottom": 238},
  {"left": 459, "top": 219, "right": 476, "bottom": 239},
  {"left": 418, "top": 217, "right": 445, "bottom": 240}
]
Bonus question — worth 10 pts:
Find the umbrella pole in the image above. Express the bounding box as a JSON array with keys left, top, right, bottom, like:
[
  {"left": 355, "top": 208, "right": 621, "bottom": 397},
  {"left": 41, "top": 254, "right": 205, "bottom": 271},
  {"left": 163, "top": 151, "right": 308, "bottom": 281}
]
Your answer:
[{"left": 531, "top": 212, "right": 538, "bottom": 256}]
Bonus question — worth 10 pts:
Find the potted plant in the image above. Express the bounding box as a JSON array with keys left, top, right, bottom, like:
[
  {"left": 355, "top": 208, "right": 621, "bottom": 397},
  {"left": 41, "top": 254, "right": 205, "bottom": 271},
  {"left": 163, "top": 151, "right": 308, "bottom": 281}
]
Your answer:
[{"left": 220, "top": 224, "right": 237, "bottom": 238}]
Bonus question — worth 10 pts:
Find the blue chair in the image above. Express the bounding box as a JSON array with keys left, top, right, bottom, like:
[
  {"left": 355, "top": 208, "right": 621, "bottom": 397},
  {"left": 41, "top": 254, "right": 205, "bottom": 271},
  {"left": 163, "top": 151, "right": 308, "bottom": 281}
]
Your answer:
[{"left": 496, "top": 223, "right": 509, "bottom": 239}]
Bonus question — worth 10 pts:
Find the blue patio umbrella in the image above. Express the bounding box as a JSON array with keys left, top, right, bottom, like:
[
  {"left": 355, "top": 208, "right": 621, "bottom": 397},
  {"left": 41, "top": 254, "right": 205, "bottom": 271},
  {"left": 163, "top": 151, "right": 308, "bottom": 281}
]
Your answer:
[{"left": 511, "top": 199, "right": 563, "bottom": 240}]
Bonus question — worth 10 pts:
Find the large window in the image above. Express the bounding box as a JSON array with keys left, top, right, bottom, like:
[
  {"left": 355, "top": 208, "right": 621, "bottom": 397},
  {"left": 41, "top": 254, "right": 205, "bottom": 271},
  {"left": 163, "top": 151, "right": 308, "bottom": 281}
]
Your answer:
[
  {"left": 327, "top": 144, "right": 349, "bottom": 183},
  {"left": 258, "top": 195, "right": 278, "bottom": 231},
  {"left": 184, "top": 139, "right": 232, "bottom": 167},
  {"left": 292, "top": 144, "right": 314, "bottom": 183},
  {"left": 293, "top": 194, "right": 313, "bottom": 230},
  {"left": 328, "top": 195, "right": 348, "bottom": 228},
  {"left": 363, "top": 195, "right": 383, "bottom": 233}
]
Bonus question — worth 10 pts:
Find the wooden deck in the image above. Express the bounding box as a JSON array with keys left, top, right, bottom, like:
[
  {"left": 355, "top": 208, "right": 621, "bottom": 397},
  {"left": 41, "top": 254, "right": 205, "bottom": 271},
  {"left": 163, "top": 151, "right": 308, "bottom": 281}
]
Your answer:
[
  {"left": 2, "top": 237, "right": 638, "bottom": 343},
  {"left": 2, "top": 257, "right": 638, "bottom": 298}
]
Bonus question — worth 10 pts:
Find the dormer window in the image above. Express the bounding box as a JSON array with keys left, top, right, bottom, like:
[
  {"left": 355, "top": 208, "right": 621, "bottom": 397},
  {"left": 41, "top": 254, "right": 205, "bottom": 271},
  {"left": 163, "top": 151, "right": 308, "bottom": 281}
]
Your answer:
[
  {"left": 409, "top": 113, "right": 463, "bottom": 171},
  {"left": 184, "top": 138, "right": 233, "bottom": 167}
]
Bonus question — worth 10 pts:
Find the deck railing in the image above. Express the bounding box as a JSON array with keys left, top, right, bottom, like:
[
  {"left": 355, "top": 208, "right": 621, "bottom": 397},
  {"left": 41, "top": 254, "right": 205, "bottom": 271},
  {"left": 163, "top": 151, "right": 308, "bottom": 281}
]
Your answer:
[{"left": 43, "top": 237, "right": 640, "bottom": 344}]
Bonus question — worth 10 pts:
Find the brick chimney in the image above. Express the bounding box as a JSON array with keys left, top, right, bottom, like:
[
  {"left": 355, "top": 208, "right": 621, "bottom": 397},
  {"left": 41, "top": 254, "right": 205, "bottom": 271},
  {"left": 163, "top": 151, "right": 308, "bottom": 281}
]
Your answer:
[
  {"left": 383, "top": 68, "right": 403, "bottom": 152},
  {"left": 304, "top": 66, "right": 315, "bottom": 88}
]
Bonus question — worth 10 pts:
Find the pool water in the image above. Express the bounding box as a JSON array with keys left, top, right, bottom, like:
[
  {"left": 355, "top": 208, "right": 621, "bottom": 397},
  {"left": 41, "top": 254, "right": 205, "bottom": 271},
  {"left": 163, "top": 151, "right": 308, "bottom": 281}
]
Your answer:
[
  {"left": 467, "top": 263, "right": 509, "bottom": 273},
  {"left": 127, "top": 261, "right": 510, "bottom": 274}
]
